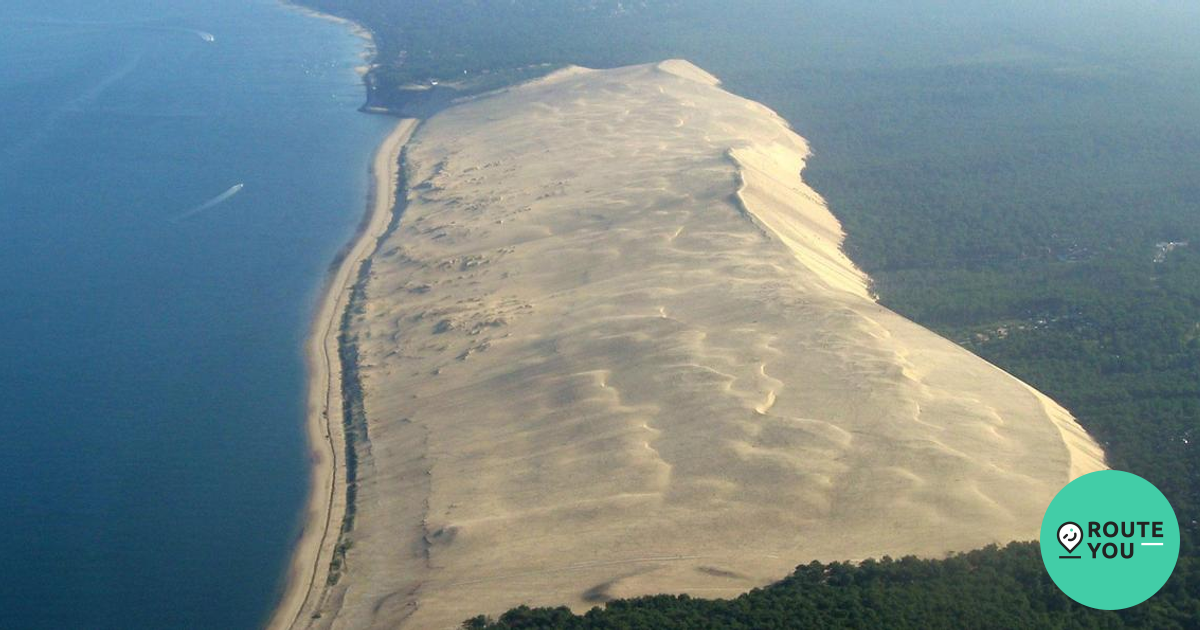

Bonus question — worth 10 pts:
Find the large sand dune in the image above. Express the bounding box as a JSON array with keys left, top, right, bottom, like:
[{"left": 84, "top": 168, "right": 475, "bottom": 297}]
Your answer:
[{"left": 303, "top": 60, "right": 1105, "bottom": 629}]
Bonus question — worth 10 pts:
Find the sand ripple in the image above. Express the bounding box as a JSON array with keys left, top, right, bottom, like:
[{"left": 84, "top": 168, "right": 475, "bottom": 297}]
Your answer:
[{"left": 304, "top": 60, "right": 1106, "bottom": 629}]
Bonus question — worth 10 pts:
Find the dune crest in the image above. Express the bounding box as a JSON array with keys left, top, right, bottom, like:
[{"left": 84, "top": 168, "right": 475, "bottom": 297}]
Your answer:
[{"left": 304, "top": 60, "right": 1105, "bottom": 629}]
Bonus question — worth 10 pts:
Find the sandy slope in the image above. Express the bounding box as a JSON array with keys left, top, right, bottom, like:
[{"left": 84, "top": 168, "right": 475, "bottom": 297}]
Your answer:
[
  {"left": 302, "top": 61, "right": 1105, "bottom": 629},
  {"left": 268, "top": 118, "right": 417, "bottom": 630}
]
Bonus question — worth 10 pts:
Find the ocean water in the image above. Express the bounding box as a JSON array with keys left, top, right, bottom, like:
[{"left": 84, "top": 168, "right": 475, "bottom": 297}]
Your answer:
[{"left": 0, "top": 1, "right": 392, "bottom": 627}]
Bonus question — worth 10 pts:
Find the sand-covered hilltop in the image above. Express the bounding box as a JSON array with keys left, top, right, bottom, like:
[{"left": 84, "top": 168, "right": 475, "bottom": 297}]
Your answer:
[{"left": 302, "top": 60, "right": 1105, "bottom": 629}]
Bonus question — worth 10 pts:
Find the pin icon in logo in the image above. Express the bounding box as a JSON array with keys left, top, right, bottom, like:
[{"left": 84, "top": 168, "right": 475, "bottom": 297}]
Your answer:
[{"left": 1058, "top": 521, "right": 1082, "bottom": 555}]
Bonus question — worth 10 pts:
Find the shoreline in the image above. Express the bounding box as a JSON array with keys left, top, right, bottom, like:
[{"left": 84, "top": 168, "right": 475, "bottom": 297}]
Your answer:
[
  {"left": 266, "top": 117, "right": 417, "bottom": 630},
  {"left": 280, "top": 1, "right": 392, "bottom": 115},
  {"left": 280, "top": 1, "right": 377, "bottom": 59}
]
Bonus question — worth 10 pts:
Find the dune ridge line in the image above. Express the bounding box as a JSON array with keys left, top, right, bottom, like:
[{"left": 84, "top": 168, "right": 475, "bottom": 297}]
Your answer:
[{"left": 296, "top": 60, "right": 1105, "bottom": 629}]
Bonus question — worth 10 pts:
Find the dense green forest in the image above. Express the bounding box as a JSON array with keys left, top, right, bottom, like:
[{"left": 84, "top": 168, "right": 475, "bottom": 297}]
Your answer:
[
  {"left": 297, "top": 0, "right": 1200, "bottom": 626},
  {"left": 464, "top": 542, "right": 1196, "bottom": 628}
]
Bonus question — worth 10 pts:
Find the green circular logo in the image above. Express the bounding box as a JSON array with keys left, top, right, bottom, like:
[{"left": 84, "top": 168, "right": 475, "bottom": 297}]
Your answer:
[{"left": 1040, "top": 470, "right": 1179, "bottom": 609}]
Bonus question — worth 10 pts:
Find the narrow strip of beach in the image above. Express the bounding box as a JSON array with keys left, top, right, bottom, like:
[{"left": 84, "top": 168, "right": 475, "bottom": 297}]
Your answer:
[{"left": 267, "top": 117, "right": 417, "bottom": 630}]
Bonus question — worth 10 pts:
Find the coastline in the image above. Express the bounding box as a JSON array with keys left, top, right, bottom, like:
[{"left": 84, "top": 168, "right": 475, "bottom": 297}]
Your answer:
[
  {"left": 267, "top": 117, "right": 417, "bottom": 630},
  {"left": 281, "top": 1, "right": 376, "bottom": 59},
  {"left": 280, "top": 1, "right": 391, "bottom": 114}
]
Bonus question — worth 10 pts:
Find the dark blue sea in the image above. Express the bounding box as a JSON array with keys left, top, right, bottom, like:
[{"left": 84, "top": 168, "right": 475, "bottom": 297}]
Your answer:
[{"left": 0, "top": 1, "right": 391, "bottom": 627}]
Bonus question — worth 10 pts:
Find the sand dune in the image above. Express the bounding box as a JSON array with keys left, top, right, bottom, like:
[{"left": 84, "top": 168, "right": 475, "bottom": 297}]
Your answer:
[{"left": 299, "top": 60, "right": 1105, "bottom": 629}]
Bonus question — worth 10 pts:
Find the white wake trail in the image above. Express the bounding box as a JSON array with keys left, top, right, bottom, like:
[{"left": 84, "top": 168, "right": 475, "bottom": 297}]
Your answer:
[{"left": 172, "top": 183, "right": 244, "bottom": 222}]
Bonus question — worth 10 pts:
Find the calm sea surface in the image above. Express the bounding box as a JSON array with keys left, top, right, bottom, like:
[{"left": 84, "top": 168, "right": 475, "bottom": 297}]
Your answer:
[{"left": 0, "top": 1, "right": 391, "bottom": 627}]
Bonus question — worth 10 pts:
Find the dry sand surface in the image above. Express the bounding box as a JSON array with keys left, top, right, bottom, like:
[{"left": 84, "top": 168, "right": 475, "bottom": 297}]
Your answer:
[{"left": 298, "top": 60, "right": 1106, "bottom": 629}]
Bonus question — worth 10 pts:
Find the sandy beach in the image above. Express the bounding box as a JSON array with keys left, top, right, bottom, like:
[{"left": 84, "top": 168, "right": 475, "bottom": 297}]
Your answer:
[
  {"left": 267, "top": 117, "right": 417, "bottom": 630},
  {"left": 282, "top": 60, "right": 1105, "bottom": 629}
]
